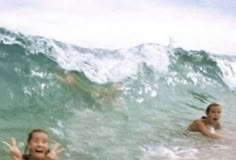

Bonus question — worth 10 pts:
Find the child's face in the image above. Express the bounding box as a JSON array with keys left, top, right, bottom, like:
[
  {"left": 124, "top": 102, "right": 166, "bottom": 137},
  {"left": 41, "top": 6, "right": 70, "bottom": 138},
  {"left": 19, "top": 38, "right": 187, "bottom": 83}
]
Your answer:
[
  {"left": 207, "top": 106, "right": 221, "bottom": 124},
  {"left": 27, "top": 132, "right": 49, "bottom": 159}
]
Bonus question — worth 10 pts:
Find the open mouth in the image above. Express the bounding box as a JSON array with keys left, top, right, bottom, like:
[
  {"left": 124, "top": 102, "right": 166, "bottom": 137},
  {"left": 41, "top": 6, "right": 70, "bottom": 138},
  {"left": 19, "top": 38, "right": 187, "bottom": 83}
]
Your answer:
[
  {"left": 35, "top": 149, "right": 45, "bottom": 154},
  {"left": 213, "top": 118, "right": 218, "bottom": 121}
]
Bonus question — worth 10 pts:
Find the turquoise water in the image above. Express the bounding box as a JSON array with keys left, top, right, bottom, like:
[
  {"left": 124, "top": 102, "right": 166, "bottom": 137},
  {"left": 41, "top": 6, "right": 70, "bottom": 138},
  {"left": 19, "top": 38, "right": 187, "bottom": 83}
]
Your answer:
[{"left": 0, "top": 27, "right": 236, "bottom": 160}]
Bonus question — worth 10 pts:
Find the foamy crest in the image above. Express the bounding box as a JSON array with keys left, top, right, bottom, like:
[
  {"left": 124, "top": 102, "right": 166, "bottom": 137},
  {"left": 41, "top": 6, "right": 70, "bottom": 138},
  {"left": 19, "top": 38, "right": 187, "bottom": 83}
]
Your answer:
[
  {"left": 52, "top": 43, "right": 170, "bottom": 83},
  {"left": 215, "top": 57, "right": 236, "bottom": 90},
  {"left": 125, "top": 44, "right": 170, "bottom": 73},
  {"left": 0, "top": 29, "right": 170, "bottom": 84}
]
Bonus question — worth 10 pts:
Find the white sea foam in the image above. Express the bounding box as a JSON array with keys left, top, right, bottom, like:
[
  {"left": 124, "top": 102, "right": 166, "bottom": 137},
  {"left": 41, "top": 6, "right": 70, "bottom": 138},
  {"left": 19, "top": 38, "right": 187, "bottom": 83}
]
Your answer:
[
  {"left": 215, "top": 57, "right": 236, "bottom": 90},
  {"left": 141, "top": 146, "right": 198, "bottom": 160},
  {"left": 51, "top": 43, "right": 170, "bottom": 83}
]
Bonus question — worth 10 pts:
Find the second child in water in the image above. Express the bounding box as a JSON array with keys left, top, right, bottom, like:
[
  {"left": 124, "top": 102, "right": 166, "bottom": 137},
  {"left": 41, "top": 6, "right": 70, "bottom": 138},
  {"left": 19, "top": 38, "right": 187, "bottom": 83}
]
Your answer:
[{"left": 188, "top": 103, "right": 222, "bottom": 139}]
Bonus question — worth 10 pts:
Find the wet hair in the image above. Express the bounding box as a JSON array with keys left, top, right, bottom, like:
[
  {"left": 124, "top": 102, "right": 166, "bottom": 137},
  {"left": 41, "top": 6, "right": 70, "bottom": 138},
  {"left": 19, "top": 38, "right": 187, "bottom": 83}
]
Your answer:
[
  {"left": 23, "top": 129, "right": 48, "bottom": 159},
  {"left": 26, "top": 129, "right": 48, "bottom": 143},
  {"left": 205, "top": 103, "right": 221, "bottom": 114},
  {"left": 201, "top": 103, "right": 221, "bottom": 119}
]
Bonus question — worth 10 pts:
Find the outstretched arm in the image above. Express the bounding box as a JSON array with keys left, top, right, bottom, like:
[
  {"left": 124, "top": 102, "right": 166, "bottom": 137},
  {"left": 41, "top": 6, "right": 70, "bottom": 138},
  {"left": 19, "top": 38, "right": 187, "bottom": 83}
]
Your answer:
[
  {"left": 2, "top": 137, "right": 22, "bottom": 160},
  {"left": 195, "top": 120, "right": 222, "bottom": 139}
]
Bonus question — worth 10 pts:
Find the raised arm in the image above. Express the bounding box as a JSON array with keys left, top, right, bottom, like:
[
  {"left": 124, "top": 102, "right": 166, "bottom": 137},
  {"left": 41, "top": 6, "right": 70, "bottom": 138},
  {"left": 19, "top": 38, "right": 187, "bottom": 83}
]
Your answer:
[
  {"left": 45, "top": 143, "right": 64, "bottom": 160},
  {"left": 2, "top": 137, "right": 23, "bottom": 160}
]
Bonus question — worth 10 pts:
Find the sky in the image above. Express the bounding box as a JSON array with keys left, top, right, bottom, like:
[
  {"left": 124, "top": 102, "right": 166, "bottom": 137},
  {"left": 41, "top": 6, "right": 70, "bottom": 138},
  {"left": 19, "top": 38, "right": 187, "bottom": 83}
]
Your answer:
[{"left": 0, "top": 0, "right": 236, "bottom": 55}]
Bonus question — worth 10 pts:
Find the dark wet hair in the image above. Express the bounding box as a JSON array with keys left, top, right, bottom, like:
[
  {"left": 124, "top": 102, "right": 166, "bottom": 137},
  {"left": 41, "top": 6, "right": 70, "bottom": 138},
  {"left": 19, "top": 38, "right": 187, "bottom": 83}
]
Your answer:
[
  {"left": 205, "top": 103, "right": 221, "bottom": 114},
  {"left": 23, "top": 129, "right": 48, "bottom": 158},
  {"left": 26, "top": 129, "right": 48, "bottom": 143},
  {"left": 201, "top": 103, "right": 221, "bottom": 119}
]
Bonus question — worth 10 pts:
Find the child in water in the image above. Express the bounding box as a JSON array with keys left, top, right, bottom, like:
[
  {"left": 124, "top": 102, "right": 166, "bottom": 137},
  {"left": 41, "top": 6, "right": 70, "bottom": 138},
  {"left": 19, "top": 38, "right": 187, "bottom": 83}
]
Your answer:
[
  {"left": 2, "top": 129, "right": 64, "bottom": 160},
  {"left": 54, "top": 71, "right": 122, "bottom": 105},
  {"left": 188, "top": 103, "right": 222, "bottom": 139}
]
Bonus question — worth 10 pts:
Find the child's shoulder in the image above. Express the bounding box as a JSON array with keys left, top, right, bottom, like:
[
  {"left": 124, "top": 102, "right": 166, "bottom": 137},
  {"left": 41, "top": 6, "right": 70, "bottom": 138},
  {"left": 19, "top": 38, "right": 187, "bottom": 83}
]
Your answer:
[
  {"left": 188, "top": 119, "right": 204, "bottom": 131},
  {"left": 193, "top": 118, "right": 204, "bottom": 124}
]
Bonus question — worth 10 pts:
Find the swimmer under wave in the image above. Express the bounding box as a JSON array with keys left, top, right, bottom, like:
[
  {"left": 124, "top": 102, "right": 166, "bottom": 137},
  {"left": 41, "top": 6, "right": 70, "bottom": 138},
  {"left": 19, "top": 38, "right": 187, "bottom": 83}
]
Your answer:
[{"left": 0, "top": 27, "right": 236, "bottom": 160}]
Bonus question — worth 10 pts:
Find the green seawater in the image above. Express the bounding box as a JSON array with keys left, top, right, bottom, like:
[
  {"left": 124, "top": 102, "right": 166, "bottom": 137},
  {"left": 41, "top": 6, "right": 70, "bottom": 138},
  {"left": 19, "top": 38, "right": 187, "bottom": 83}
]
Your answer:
[{"left": 1, "top": 27, "right": 236, "bottom": 160}]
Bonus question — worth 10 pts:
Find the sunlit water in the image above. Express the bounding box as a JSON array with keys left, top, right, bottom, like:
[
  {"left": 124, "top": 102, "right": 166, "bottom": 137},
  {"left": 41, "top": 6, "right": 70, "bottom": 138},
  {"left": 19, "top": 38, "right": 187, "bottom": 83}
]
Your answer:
[{"left": 0, "top": 27, "right": 236, "bottom": 160}]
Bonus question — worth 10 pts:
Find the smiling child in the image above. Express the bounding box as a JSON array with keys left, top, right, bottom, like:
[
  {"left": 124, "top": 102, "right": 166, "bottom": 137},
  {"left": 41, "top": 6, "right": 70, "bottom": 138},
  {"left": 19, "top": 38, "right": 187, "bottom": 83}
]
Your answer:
[{"left": 3, "top": 129, "right": 64, "bottom": 160}]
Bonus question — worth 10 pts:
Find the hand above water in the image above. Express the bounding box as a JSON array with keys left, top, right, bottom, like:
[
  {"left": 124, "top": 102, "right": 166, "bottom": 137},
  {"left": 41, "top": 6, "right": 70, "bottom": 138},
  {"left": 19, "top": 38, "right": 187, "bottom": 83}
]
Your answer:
[
  {"left": 46, "top": 143, "right": 64, "bottom": 160},
  {"left": 2, "top": 137, "right": 22, "bottom": 160}
]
